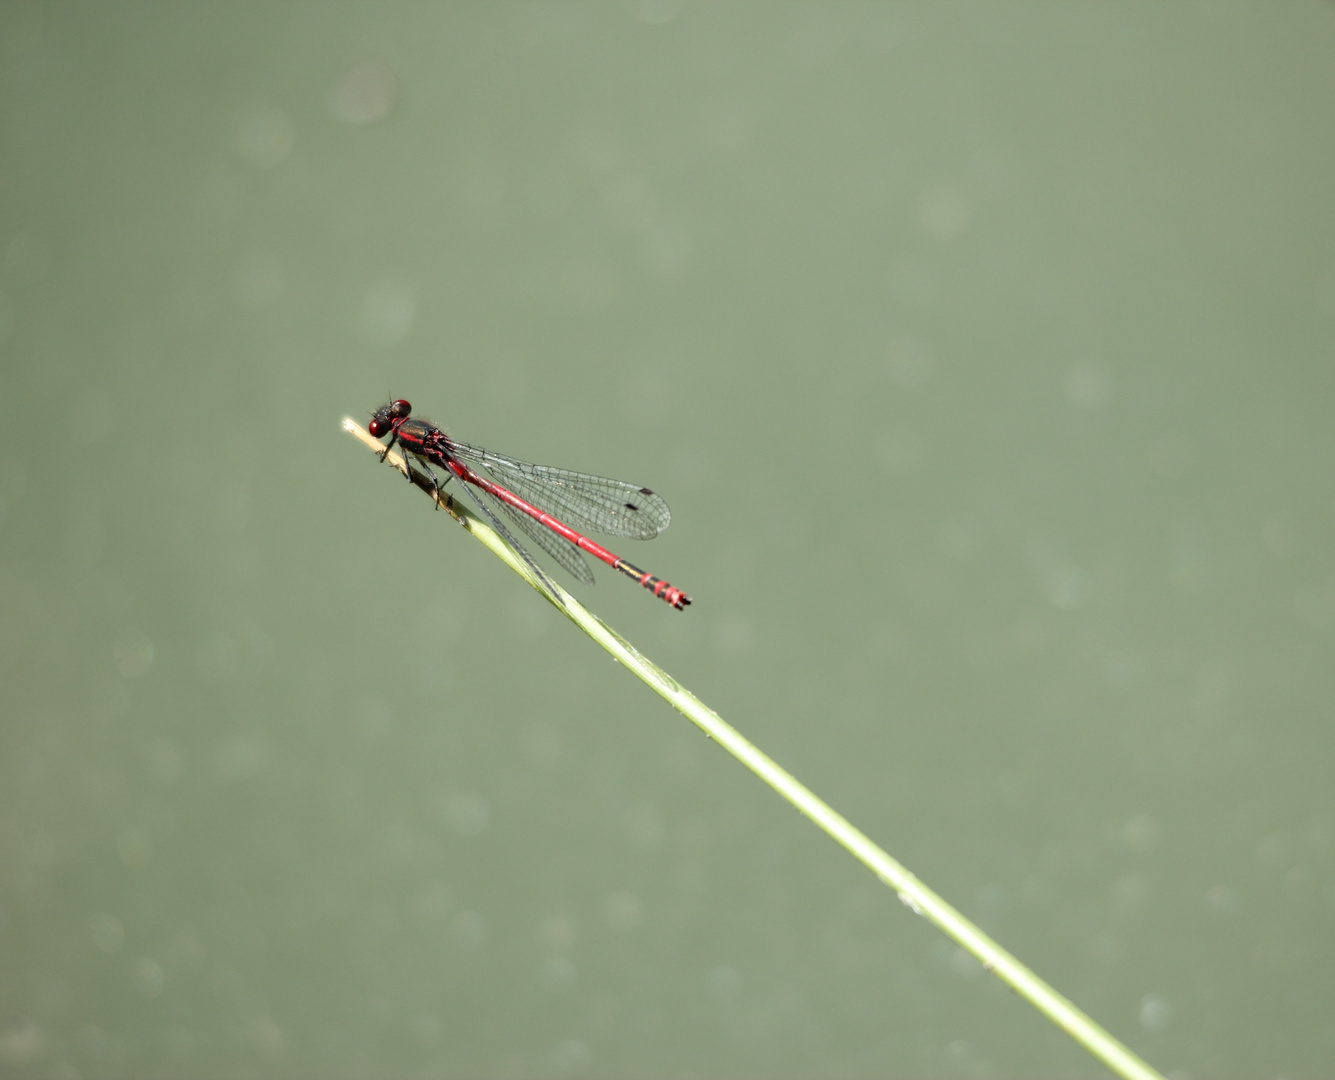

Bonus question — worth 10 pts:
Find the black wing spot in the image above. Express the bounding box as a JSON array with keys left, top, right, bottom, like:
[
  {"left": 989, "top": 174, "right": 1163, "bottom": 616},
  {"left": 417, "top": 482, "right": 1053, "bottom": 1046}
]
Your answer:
[{"left": 624, "top": 501, "right": 641, "bottom": 512}]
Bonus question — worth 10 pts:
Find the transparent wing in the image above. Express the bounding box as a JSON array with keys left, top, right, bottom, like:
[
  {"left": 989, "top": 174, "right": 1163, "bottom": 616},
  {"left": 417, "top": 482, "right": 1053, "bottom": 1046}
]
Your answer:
[
  {"left": 445, "top": 438, "right": 671, "bottom": 540},
  {"left": 488, "top": 485, "right": 595, "bottom": 585},
  {"left": 450, "top": 473, "right": 588, "bottom": 590}
]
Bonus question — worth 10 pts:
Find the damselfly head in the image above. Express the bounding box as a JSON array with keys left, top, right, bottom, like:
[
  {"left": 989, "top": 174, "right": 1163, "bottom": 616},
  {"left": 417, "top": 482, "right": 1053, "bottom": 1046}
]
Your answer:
[{"left": 368, "top": 399, "right": 413, "bottom": 438}]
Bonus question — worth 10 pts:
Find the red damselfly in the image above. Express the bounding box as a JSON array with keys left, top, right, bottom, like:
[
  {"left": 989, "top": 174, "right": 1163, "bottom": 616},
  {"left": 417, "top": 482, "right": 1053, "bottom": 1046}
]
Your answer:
[{"left": 369, "top": 400, "right": 691, "bottom": 610}]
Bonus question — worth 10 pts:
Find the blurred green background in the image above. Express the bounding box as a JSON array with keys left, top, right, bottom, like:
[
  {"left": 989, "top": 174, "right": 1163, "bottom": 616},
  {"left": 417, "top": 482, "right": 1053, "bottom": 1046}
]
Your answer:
[{"left": 2, "top": 3, "right": 1334, "bottom": 1077}]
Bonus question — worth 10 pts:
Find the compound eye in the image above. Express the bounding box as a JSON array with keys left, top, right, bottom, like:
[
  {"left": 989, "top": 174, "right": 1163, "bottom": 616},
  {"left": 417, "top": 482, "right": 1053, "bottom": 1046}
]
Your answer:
[{"left": 369, "top": 400, "right": 411, "bottom": 437}]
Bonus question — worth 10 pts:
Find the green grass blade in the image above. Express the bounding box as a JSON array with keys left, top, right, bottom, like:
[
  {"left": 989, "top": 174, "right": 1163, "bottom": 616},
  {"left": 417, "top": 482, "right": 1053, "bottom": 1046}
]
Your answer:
[{"left": 345, "top": 416, "right": 1166, "bottom": 1080}]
